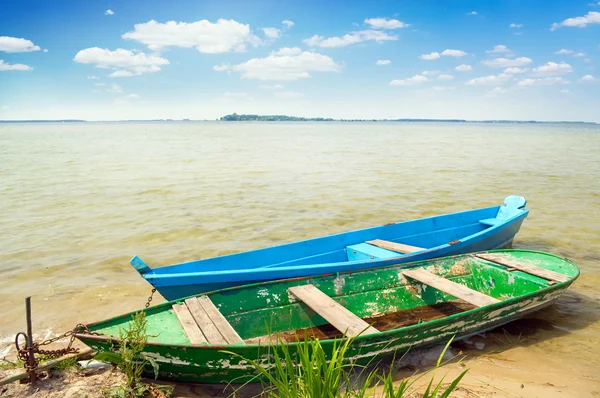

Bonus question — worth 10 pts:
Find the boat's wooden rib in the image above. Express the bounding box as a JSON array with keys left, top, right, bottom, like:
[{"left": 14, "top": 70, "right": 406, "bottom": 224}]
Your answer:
[
  {"left": 185, "top": 298, "right": 228, "bottom": 345},
  {"left": 474, "top": 253, "right": 570, "bottom": 283},
  {"left": 288, "top": 284, "right": 379, "bottom": 337},
  {"left": 402, "top": 268, "right": 500, "bottom": 307},
  {"left": 366, "top": 239, "right": 425, "bottom": 254},
  {"left": 196, "top": 296, "right": 245, "bottom": 345},
  {"left": 172, "top": 303, "right": 208, "bottom": 344}
]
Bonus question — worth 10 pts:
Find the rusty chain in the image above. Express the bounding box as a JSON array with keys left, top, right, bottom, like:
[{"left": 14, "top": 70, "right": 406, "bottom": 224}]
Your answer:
[
  {"left": 145, "top": 288, "right": 157, "bottom": 308},
  {"left": 15, "top": 323, "right": 100, "bottom": 373},
  {"left": 15, "top": 289, "right": 156, "bottom": 374}
]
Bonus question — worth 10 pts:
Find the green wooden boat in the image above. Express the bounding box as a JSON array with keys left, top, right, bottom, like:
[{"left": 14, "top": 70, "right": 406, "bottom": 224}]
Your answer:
[{"left": 74, "top": 249, "right": 579, "bottom": 384}]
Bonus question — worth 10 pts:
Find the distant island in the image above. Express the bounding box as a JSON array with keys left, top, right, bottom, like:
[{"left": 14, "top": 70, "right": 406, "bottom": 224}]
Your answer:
[
  {"left": 218, "top": 114, "right": 598, "bottom": 125},
  {"left": 219, "top": 113, "right": 334, "bottom": 122}
]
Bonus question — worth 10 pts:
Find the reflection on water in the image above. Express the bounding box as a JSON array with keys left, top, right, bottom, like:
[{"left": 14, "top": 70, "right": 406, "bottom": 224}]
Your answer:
[{"left": 0, "top": 121, "right": 599, "bottom": 363}]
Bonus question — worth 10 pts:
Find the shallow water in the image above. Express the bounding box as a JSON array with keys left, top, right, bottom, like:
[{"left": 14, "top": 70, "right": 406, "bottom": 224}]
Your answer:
[{"left": 1, "top": 121, "right": 599, "bottom": 367}]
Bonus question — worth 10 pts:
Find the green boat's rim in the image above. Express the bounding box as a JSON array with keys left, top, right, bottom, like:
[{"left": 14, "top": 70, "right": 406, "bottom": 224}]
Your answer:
[{"left": 75, "top": 249, "right": 579, "bottom": 349}]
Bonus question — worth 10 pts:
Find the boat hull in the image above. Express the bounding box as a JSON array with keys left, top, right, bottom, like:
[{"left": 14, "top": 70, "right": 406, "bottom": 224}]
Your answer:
[
  {"left": 139, "top": 197, "right": 529, "bottom": 300},
  {"left": 79, "top": 283, "right": 567, "bottom": 384}
]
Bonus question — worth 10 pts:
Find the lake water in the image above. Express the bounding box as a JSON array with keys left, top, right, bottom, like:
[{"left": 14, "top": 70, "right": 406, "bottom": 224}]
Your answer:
[{"left": 1, "top": 121, "right": 599, "bottom": 377}]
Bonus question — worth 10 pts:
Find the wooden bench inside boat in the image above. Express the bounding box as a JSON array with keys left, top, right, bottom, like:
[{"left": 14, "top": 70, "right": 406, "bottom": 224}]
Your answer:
[
  {"left": 474, "top": 253, "right": 570, "bottom": 283},
  {"left": 172, "top": 296, "right": 245, "bottom": 345},
  {"left": 402, "top": 268, "right": 500, "bottom": 307},
  {"left": 288, "top": 284, "right": 379, "bottom": 338},
  {"left": 366, "top": 239, "right": 426, "bottom": 254}
]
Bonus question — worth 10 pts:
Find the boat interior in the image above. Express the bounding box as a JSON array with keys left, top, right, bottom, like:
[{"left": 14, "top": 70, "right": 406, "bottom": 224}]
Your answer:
[{"left": 94, "top": 251, "right": 569, "bottom": 347}]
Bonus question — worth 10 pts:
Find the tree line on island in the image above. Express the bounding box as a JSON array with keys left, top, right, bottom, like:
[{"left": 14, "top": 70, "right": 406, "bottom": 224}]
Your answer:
[{"left": 218, "top": 113, "right": 597, "bottom": 124}]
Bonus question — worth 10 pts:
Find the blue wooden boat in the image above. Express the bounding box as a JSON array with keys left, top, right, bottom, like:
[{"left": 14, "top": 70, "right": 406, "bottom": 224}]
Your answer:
[{"left": 131, "top": 196, "right": 528, "bottom": 300}]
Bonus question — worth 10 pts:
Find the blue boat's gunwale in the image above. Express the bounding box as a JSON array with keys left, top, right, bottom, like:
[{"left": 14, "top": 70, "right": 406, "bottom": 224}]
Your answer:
[
  {"left": 144, "top": 210, "right": 528, "bottom": 287},
  {"left": 145, "top": 204, "right": 501, "bottom": 274}
]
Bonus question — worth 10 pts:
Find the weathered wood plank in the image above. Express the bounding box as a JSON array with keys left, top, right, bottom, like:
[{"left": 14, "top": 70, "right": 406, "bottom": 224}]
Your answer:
[
  {"left": 366, "top": 239, "right": 425, "bottom": 254},
  {"left": 172, "top": 303, "right": 207, "bottom": 344},
  {"left": 197, "top": 296, "right": 245, "bottom": 345},
  {"left": 402, "top": 268, "right": 500, "bottom": 307},
  {"left": 288, "top": 284, "right": 379, "bottom": 338},
  {"left": 185, "top": 298, "right": 227, "bottom": 345},
  {"left": 474, "top": 253, "right": 570, "bottom": 283}
]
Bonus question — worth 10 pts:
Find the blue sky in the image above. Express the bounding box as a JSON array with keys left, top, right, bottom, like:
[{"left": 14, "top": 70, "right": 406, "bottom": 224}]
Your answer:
[{"left": 0, "top": 0, "right": 599, "bottom": 121}]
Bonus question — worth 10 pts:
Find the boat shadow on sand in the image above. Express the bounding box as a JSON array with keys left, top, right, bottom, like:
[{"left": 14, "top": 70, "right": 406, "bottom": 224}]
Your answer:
[{"left": 162, "top": 289, "right": 598, "bottom": 398}]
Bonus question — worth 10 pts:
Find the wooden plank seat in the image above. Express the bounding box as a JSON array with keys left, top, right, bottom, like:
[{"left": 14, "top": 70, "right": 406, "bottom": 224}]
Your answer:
[
  {"left": 172, "top": 303, "right": 207, "bottom": 344},
  {"left": 402, "top": 268, "right": 500, "bottom": 307},
  {"left": 288, "top": 284, "right": 379, "bottom": 338},
  {"left": 366, "top": 239, "right": 425, "bottom": 254},
  {"left": 173, "top": 296, "right": 245, "bottom": 345},
  {"left": 474, "top": 253, "right": 570, "bottom": 283}
]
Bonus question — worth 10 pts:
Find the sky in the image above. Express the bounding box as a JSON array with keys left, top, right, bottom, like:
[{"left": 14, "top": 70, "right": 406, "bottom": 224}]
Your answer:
[{"left": 0, "top": 0, "right": 599, "bottom": 122}]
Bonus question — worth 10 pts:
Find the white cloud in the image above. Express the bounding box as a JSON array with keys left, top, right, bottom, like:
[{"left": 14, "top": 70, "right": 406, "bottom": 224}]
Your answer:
[
  {"left": 0, "top": 105, "right": 9, "bottom": 110},
  {"left": 437, "top": 74, "right": 454, "bottom": 80},
  {"left": 105, "top": 83, "right": 123, "bottom": 93},
  {"left": 455, "top": 64, "right": 472, "bottom": 72},
  {"left": 273, "top": 91, "right": 304, "bottom": 99},
  {"left": 509, "top": 23, "right": 523, "bottom": 28},
  {"left": 580, "top": 74, "right": 595, "bottom": 82},
  {"left": 270, "top": 47, "right": 302, "bottom": 56},
  {"left": 432, "top": 86, "right": 456, "bottom": 91},
  {"left": 303, "top": 30, "right": 397, "bottom": 48},
  {"left": 213, "top": 48, "right": 341, "bottom": 80},
  {"left": 282, "top": 20, "right": 294, "bottom": 29},
  {"left": 109, "top": 70, "right": 137, "bottom": 77},
  {"left": 482, "top": 57, "right": 532, "bottom": 68},
  {"left": 376, "top": 59, "right": 391, "bottom": 65},
  {"left": 551, "top": 11, "right": 600, "bottom": 30},
  {"left": 518, "top": 77, "right": 569, "bottom": 86},
  {"left": 555, "top": 49, "right": 573, "bottom": 55},
  {"left": 573, "top": 52, "right": 586, "bottom": 57},
  {"left": 105, "top": 9, "right": 114, "bottom": 16},
  {"left": 0, "top": 59, "right": 32, "bottom": 71},
  {"left": 421, "top": 70, "right": 440, "bottom": 76},
  {"left": 487, "top": 87, "right": 508, "bottom": 96},
  {"left": 560, "top": 89, "right": 570, "bottom": 94},
  {"left": 420, "top": 52, "right": 440, "bottom": 60},
  {"left": 531, "top": 62, "right": 572, "bottom": 76},
  {"left": 390, "top": 75, "right": 430, "bottom": 86},
  {"left": 262, "top": 27, "right": 281, "bottom": 39},
  {"left": 441, "top": 49, "right": 468, "bottom": 57},
  {"left": 0, "top": 36, "right": 41, "bottom": 53},
  {"left": 504, "top": 67, "right": 528, "bottom": 74},
  {"left": 467, "top": 11, "right": 478, "bottom": 15},
  {"left": 122, "top": 19, "right": 261, "bottom": 53},
  {"left": 43, "top": 49, "right": 48, "bottom": 53},
  {"left": 73, "top": 47, "right": 169, "bottom": 77},
  {"left": 364, "top": 18, "right": 409, "bottom": 29},
  {"left": 259, "top": 84, "right": 284, "bottom": 89},
  {"left": 87, "top": 75, "right": 99, "bottom": 80},
  {"left": 466, "top": 74, "right": 511, "bottom": 85},
  {"left": 486, "top": 45, "right": 511, "bottom": 54}
]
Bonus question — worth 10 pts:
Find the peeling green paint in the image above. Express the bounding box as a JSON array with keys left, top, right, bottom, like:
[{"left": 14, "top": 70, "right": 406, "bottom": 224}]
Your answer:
[{"left": 76, "top": 249, "right": 579, "bottom": 384}]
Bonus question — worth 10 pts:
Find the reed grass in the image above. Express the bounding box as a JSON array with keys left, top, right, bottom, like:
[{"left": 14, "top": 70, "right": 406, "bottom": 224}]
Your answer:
[{"left": 226, "top": 333, "right": 468, "bottom": 397}]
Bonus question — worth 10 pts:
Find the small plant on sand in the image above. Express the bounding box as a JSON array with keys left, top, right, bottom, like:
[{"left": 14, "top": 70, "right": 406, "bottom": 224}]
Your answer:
[
  {"left": 95, "top": 312, "right": 172, "bottom": 398},
  {"left": 227, "top": 333, "right": 467, "bottom": 398}
]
